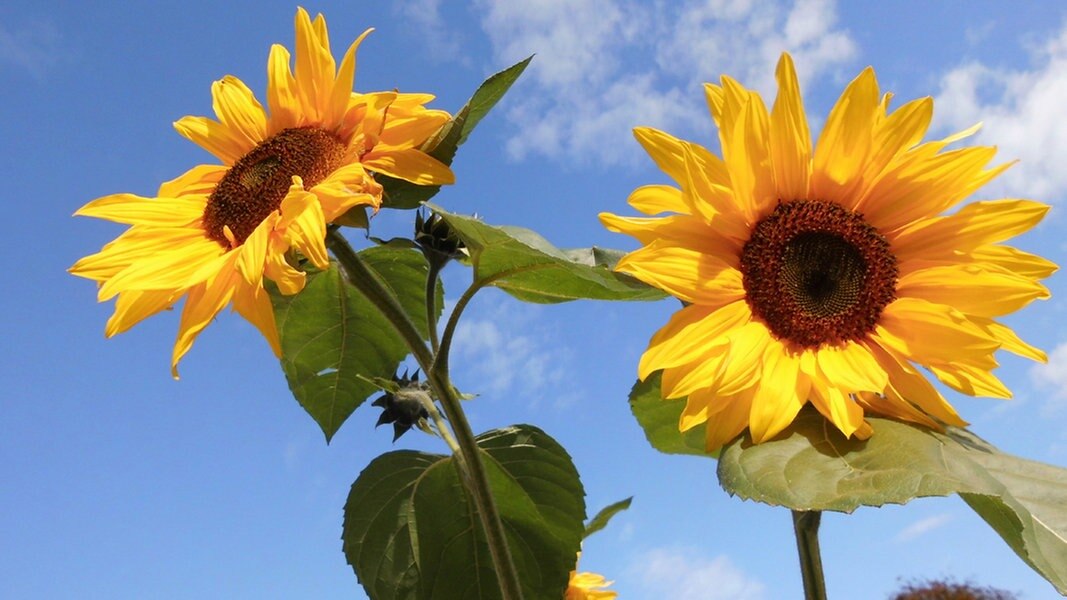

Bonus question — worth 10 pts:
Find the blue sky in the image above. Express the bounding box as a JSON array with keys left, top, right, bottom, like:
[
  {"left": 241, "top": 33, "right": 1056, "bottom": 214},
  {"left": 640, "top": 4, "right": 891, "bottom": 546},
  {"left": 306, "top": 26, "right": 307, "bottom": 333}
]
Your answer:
[{"left": 5, "top": 0, "right": 1067, "bottom": 598}]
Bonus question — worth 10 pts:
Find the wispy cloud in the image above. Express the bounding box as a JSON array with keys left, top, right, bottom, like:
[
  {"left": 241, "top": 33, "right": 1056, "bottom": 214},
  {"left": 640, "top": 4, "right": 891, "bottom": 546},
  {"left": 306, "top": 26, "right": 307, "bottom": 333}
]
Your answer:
[
  {"left": 1030, "top": 341, "right": 1067, "bottom": 412},
  {"left": 0, "top": 18, "right": 62, "bottom": 80},
  {"left": 476, "top": 0, "right": 856, "bottom": 166},
  {"left": 634, "top": 547, "right": 766, "bottom": 600},
  {"left": 936, "top": 20, "right": 1067, "bottom": 201},
  {"left": 894, "top": 513, "right": 953, "bottom": 543},
  {"left": 395, "top": 0, "right": 466, "bottom": 63},
  {"left": 448, "top": 297, "right": 569, "bottom": 403}
]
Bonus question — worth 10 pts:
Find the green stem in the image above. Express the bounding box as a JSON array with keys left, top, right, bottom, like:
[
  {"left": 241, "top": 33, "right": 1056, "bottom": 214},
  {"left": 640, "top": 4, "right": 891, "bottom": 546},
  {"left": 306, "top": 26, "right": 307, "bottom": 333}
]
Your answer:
[
  {"left": 425, "top": 261, "right": 443, "bottom": 353},
  {"left": 792, "top": 510, "right": 827, "bottom": 600},
  {"left": 435, "top": 279, "right": 484, "bottom": 375},
  {"left": 326, "top": 229, "right": 524, "bottom": 600}
]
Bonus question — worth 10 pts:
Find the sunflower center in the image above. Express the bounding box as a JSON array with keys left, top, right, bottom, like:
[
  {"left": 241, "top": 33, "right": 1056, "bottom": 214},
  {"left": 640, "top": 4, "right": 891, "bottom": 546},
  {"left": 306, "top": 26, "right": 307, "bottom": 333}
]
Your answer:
[
  {"left": 739, "top": 200, "right": 897, "bottom": 348},
  {"left": 204, "top": 126, "right": 346, "bottom": 246}
]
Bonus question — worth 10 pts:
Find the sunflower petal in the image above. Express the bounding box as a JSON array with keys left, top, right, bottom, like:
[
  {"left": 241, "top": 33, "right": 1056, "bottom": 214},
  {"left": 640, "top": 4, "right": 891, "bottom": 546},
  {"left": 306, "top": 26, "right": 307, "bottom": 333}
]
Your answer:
[
  {"left": 171, "top": 253, "right": 241, "bottom": 378},
  {"left": 639, "top": 301, "right": 751, "bottom": 379},
  {"left": 615, "top": 242, "right": 744, "bottom": 306},
  {"left": 748, "top": 339, "right": 805, "bottom": 442},
  {"left": 769, "top": 53, "right": 811, "bottom": 203},
  {"left": 362, "top": 148, "right": 455, "bottom": 185}
]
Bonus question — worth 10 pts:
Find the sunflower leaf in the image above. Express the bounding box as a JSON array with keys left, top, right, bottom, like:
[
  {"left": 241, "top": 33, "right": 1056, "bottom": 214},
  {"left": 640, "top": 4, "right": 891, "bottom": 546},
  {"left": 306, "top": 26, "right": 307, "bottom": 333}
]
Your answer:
[
  {"left": 629, "top": 373, "right": 712, "bottom": 457},
  {"left": 428, "top": 205, "right": 666, "bottom": 303},
  {"left": 584, "top": 496, "right": 633, "bottom": 540},
  {"left": 380, "top": 56, "right": 533, "bottom": 210},
  {"left": 717, "top": 408, "right": 1067, "bottom": 594},
  {"left": 270, "top": 245, "right": 441, "bottom": 441},
  {"left": 342, "top": 425, "right": 585, "bottom": 599}
]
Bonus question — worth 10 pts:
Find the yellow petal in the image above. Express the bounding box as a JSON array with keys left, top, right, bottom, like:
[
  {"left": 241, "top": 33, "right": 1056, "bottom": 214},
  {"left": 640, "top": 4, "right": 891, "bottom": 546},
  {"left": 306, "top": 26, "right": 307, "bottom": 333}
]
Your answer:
[
  {"left": 632, "top": 127, "right": 731, "bottom": 189},
  {"left": 721, "top": 90, "right": 774, "bottom": 221},
  {"left": 266, "top": 44, "right": 300, "bottom": 133},
  {"left": 852, "top": 97, "right": 932, "bottom": 211},
  {"left": 898, "top": 263, "right": 1050, "bottom": 317},
  {"left": 680, "top": 145, "right": 753, "bottom": 241},
  {"left": 769, "top": 53, "right": 811, "bottom": 203},
  {"left": 625, "top": 184, "right": 689, "bottom": 215},
  {"left": 70, "top": 227, "right": 214, "bottom": 282},
  {"left": 815, "top": 341, "right": 888, "bottom": 393},
  {"left": 293, "top": 6, "right": 335, "bottom": 121},
  {"left": 327, "top": 28, "right": 373, "bottom": 129},
  {"left": 97, "top": 238, "right": 226, "bottom": 301},
  {"left": 231, "top": 283, "right": 282, "bottom": 357},
  {"left": 158, "top": 165, "right": 227, "bottom": 197},
  {"left": 639, "top": 300, "right": 752, "bottom": 379},
  {"left": 928, "top": 362, "right": 1011, "bottom": 399},
  {"left": 808, "top": 376, "right": 867, "bottom": 438},
  {"left": 873, "top": 297, "right": 999, "bottom": 368},
  {"left": 966, "top": 244, "right": 1059, "bottom": 279},
  {"left": 75, "top": 194, "right": 206, "bottom": 227},
  {"left": 615, "top": 242, "right": 745, "bottom": 306},
  {"left": 264, "top": 250, "right": 307, "bottom": 295},
  {"left": 378, "top": 112, "right": 451, "bottom": 148},
  {"left": 812, "top": 66, "right": 880, "bottom": 204},
  {"left": 867, "top": 343, "right": 967, "bottom": 427},
  {"left": 362, "top": 148, "right": 455, "bottom": 185},
  {"left": 862, "top": 146, "right": 1007, "bottom": 233},
  {"left": 211, "top": 75, "right": 267, "bottom": 149},
  {"left": 171, "top": 253, "right": 241, "bottom": 378},
  {"left": 891, "top": 199, "right": 1050, "bottom": 261},
  {"left": 748, "top": 339, "right": 805, "bottom": 442},
  {"left": 713, "top": 320, "right": 772, "bottom": 396},
  {"left": 173, "top": 115, "right": 247, "bottom": 164},
  {"left": 599, "top": 213, "right": 736, "bottom": 256},
  {"left": 104, "top": 289, "right": 179, "bottom": 337},
  {"left": 970, "top": 316, "right": 1046, "bottom": 362},
  {"left": 704, "top": 388, "right": 756, "bottom": 453}
]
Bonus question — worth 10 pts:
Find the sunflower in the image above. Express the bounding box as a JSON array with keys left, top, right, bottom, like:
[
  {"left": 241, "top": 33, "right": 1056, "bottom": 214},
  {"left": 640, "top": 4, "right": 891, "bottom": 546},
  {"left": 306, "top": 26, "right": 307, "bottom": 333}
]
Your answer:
[
  {"left": 565, "top": 555, "right": 617, "bottom": 600},
  {"left": 601, "top": 53, "right": 1055, "bottom": 452},
  {"left": 71, "top": 8, "right": 454, "bottom": 377}
]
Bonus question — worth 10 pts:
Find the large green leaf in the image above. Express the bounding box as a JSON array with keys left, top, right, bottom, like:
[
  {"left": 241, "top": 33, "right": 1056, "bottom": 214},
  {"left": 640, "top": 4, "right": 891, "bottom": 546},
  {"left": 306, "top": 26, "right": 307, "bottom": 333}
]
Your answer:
[
  {"left": 270, "top": 245, "right": 439, "bottom": 441},
  {"left": 429, "top": 206, "right": 665, "bottom": 303},
  {"left": 380, "top": 57, "right": 533, "bottom": 210},
  {"left": 717, "top": 407, "right": 1067, "bottom": 594},
  {"left": 629, "top": 373, "right": 711, "bottom": 457},
  {"left": 342, "top": 425, "right": 586, "bottom": 599}
]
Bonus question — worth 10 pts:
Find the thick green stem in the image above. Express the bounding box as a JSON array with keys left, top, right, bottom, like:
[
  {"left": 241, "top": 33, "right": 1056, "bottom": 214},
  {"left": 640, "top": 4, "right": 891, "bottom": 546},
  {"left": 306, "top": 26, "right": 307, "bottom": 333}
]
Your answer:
[
  {"left": 326, "top": 230, "right": 524, "bottom": 600},
  {"left": 792, "top": 510, "right": 827, "bottom": 600}
]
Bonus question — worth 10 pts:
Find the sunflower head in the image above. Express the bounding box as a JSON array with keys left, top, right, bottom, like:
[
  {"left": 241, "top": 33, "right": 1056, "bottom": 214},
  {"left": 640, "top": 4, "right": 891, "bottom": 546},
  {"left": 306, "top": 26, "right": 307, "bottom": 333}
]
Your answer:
[
  {"left": 601, "top": 53, "right": 1055, "bottom": 452},
  {"left": 70, "top": 8, "right": 455, "bottom": 377}
]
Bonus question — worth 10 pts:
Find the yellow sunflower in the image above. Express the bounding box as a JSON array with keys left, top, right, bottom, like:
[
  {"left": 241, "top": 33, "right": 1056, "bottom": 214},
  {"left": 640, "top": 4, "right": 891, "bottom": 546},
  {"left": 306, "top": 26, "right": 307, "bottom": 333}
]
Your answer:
[
  {"left": 71, "top": 8, "right": 454, "bottom": 377},
  {"left": 565, "top": 555, "right": 617, "bottom": 600},
  {"left": 601, "top": 53, "right": 1055, "bottom": 452}
]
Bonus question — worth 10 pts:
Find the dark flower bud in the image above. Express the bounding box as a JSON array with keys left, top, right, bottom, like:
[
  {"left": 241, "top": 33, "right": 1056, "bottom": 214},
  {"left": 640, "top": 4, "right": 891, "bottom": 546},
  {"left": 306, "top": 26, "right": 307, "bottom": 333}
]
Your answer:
[
  {"left": 372, "top": 369, "right": 431, "bottom": 442},
  {"left": 415, "top": 210, "right": 466, "bottom": 267}
]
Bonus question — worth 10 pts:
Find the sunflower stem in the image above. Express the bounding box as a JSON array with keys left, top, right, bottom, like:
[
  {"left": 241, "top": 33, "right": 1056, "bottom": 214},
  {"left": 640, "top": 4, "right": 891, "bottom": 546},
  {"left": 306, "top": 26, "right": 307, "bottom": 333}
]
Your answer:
[
  {"left": 792, "top": 510, "right": 827, "bottom": 600},
  {"left": 425, "top": 260, "right": 443, "bottom": 353},
  {"left": 326, "top": 229, "right": 524, "bottom": 600}
]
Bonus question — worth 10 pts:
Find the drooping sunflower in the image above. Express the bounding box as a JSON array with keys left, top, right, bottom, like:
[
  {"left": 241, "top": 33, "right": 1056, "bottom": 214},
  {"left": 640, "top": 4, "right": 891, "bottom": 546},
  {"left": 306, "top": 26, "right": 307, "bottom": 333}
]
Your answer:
[
  {"left": 601, "top": 53, "right": 1055, "bottom": 451},
  {"left": 71, "top": 8, "right": 454, "bottom": 377}
]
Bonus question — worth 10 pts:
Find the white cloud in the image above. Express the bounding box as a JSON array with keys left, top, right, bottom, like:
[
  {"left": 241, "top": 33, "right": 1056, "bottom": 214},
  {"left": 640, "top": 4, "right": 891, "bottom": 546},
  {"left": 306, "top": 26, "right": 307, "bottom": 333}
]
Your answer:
[
  {"left": 395, "top": 0, "right": 465, "bottom": 62},
  {"left": 476, "top": 0, "right": 856, "bottom": 165},
  {"left": 935, "top": 21, "right": 1067, "bottom": 201},
  {"left": 1030, "top": 341, "right": 1067, "bottom": 410},
  {"left": 0, "top": 19, "right": 61, "bottom": 79},
  {"left": 894, "top": 513, "right": 953, "bottom": 543},
  {"left": 448, "top": 298, "right": 567, "bottom": 401},
  {"left": 635, "top": 548, "right": 765, "bottom": 600}
]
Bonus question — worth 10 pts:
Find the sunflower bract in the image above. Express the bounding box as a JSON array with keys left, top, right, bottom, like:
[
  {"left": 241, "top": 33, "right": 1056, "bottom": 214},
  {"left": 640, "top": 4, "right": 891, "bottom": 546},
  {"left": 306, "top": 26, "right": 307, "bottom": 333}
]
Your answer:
[{"left": 600, "top": 53, "right": 1055, "bottom": 451}]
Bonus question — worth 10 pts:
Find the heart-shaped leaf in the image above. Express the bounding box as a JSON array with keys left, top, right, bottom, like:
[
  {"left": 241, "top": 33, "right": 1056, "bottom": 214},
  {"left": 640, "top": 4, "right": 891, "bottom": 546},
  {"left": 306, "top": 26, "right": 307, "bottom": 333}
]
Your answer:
[
  {"left": 342, "top": 425, "right": 586, "bottom": 599},
  {"left": 270, "top": 245, "right": 440, "bottom": 441},
  {"left": 717, "top": 407, "right": 1067, "bottom": 594}
]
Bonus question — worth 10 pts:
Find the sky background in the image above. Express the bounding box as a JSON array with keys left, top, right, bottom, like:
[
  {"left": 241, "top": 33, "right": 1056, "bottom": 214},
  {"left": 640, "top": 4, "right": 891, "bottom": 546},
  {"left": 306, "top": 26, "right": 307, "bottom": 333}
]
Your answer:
[{"left": 5, "top": 1, "right": 1067, "bottom": 598}]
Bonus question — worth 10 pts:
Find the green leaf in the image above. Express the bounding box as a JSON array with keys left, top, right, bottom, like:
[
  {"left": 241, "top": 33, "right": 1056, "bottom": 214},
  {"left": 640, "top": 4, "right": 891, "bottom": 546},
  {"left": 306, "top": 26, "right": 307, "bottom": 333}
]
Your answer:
[
  {"left": 380, "top": 57, "right": 533, "bottom": 210},
  {"left": 717, "top": 407, "right": 1067, "bottom": 594},
  {"left": 584, "top": 497, "right": 633, "bottom": 540},
  {"left": 429, "top": 206, "right": 665, "bottom": 303},
  {"left": 342, "top": 425, "right": 586, "bottom": 599},
  {"left": 629, "top": 373, "right": 711, "bottom": 457},
  {"left": 270, "top": 246, "right": 440, "bottom": 441}
]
